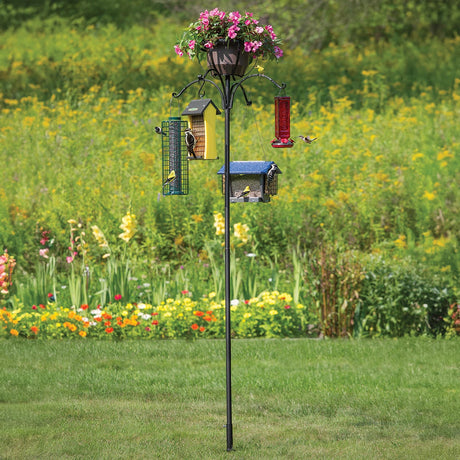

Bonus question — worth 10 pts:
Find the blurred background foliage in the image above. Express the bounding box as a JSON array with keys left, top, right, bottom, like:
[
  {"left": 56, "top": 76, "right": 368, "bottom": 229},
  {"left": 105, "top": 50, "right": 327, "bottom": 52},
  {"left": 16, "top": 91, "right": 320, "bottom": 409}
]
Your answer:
[{"left": 0, "top": 0, "right": 458, "bottom": 336}]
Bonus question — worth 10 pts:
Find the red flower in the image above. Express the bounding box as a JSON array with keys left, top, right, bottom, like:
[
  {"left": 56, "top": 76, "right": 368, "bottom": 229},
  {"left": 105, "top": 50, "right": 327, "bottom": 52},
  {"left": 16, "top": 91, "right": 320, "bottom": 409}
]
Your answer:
[
  {"left": 152, "top": 312, "right": 159, "bottom": 316},
  {"left": 199, "top": 326, "right": 206, "bottom": 332},
  {"left": 31, "top": 326, "right": 39, "bottom": 334},
  {"left": 194, "top": 311, "right": 204, "bottom": 317},
  {"left": 191, "top": 323, "right": 199, "bottom": 330},
  {"left": 181, "top": 290, "right": 189, "bottom": 295},
  {"left": 105, "top": 327, "right": 114, "bottom": 333},
  {"left": 284, "top": 305, "right": 291, "bottom": 309},
  {"left": 32, "top": 305, "right": 37, "bottom": 310},
  {"left": 152, "top": 320, "right": 159, "bottom": 326},
  {"left": 114, "top": 294, "right": 122, "bottom": 301},
  {"left": 39, "top": 304, "right": 46, "bottom": 309},
  {"left": 80, "top": 304, "right": 89, "bottom": 310}
]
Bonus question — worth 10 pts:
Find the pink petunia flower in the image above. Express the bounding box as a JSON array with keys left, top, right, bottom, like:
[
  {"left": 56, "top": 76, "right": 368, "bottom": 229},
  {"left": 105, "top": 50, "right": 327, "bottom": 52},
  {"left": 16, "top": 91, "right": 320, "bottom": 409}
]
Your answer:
[{"left": 274, "top": 46, "right": 283, "bottom": 58}]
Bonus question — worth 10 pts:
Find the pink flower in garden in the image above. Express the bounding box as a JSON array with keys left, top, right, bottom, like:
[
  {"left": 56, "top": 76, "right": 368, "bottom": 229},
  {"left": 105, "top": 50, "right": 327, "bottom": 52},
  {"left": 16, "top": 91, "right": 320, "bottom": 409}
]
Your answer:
[
  {"left": 114, "top": 294, "right": 122, "bottom": 301},
  {"left": 274, "top": 46, "right": 283, "bottom": 58},
  {"left": 188, "top": 40, "right": 196, "bottom": 50},
  {"left": 228, "top": 25, "right": 240, "bottom": 39},
  {"left": 255, "top": 26, "right": 264, "bottom": 34},
  {"left": 145, "top": 327, "right": 151, "bottom": 332},
  {"left": 228, "top": 11, "right": 241, "bottom": 24},
  {"left": 39, "top": 248, "right": 49, "bottom": 258},
  {"left": 285, "top": 305, "right": 291, "bottom": 309},
  {"left": 66, "top": 255, "right": 74, "bottom": 264},
  {"left": 32, "top": 305, "right": 37, "bottom": 310},
  {"left": 174, "top": 45, "right": 183, "bottom": 57},
  {"left": 204, "top": 41, "right": 213, "bottom": 49}
]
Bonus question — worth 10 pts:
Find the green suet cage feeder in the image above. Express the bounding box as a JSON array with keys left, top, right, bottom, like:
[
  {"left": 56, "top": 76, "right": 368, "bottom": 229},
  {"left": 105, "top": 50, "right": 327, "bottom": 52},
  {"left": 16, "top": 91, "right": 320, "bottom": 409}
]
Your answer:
[{"left": 162, "top": 117, "right": 189, "bottom": 195}]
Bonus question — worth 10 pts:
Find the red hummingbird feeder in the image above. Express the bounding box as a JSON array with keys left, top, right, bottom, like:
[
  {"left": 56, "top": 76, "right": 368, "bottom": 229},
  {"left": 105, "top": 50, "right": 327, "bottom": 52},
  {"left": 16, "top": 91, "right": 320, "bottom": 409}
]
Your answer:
[{"left": 271, "top": 96, "right": 294, "bottom": 148}]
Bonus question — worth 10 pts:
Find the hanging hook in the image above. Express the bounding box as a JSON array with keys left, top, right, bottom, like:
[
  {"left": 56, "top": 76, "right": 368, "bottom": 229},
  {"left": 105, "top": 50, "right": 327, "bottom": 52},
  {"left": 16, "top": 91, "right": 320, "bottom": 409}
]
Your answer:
[{"left": 169, "top": 95, "right": 181, "bottom": 118}]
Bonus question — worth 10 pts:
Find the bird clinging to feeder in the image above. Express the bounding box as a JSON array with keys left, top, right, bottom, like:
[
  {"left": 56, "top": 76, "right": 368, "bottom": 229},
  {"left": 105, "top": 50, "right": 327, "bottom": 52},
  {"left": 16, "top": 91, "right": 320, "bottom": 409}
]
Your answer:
[
  {"left": 271, "top": 96, "right": 294, "bottom": 148},
  {"left": 184, "top": 128, "right": 197, "bottom": 159},
  {"left": 163, "top": 169, "right": 176, "bottom": 186}
]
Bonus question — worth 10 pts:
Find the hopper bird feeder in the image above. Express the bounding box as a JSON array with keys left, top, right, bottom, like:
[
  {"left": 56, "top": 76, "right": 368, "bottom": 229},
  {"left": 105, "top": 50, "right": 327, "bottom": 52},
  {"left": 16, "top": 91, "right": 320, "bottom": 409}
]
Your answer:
[
  {"left": 182, "top": 98, "right": 221, "bottom": 160},
  {"left": 217, "top": 161, "right": 282, "bottom": 203},
  {"left": 271, "top": 96, "right": 294, "bottom": 148},
  {"left": 161, "top": 117, "right": 189, "bottom": 195}
]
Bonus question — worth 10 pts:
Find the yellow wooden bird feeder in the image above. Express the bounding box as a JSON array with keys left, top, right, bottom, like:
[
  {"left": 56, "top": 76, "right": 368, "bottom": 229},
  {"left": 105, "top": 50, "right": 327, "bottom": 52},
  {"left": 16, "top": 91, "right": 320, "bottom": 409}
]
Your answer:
[{"left": 181, "top": 98, "right": 221, "bottom": 160}]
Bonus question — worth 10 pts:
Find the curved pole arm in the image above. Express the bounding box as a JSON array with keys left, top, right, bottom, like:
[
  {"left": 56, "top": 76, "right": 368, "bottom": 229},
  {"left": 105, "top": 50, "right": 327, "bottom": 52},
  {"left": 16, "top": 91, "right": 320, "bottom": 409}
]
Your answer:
[
  {"left": 228, "top": 73, "right": 286, "bottom": 109},
  {"left": 172, "top": 73, "right": 227, "bottom": 109}
]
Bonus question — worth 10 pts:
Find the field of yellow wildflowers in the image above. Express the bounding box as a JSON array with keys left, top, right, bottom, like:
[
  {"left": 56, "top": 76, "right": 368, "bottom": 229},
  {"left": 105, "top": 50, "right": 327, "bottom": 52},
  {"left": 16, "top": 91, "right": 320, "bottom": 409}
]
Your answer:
[{"left": 0, "top": 7, "right": 459, "bottom": 338}]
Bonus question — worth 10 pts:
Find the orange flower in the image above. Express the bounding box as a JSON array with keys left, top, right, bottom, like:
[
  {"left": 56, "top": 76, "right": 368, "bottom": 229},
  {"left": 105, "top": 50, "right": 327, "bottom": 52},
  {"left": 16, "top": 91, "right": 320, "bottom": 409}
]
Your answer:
[
  {"left": 199, "top": 326, "right": 206, "bottom": 332},
  {"left": 105, "top": 327, "right": 114, "bottom": 333},
  {"left": 191, "top": 323, "right": 199, "bottom": 330},
  {"left": 31, "top": 326, "right": 39, "bottom": 334},
  {"left": 79, "top": 331, "right": 87, "bottom": 337},
  {"left": 10, "top": 329, "right": 19, "bottom": 336},
  {"left": 193, "top": 311, "right": 204, "bottom": 317}
]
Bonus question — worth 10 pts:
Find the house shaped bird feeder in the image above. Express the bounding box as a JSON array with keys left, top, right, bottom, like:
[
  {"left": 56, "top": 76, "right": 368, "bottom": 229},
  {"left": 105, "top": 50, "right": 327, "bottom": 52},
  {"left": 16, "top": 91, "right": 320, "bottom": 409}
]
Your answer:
[
  {"left": 217, "top": 161, "right": 282, "bottom": 203},
  {"left": 161, "top": 117, "right": 189, "bottom": 195},
  {"left": 182, "top": 98, "right": 221, "bottom": 160},
  {"left": 271, "top": 96, "right": 294, "bottom": 148}
]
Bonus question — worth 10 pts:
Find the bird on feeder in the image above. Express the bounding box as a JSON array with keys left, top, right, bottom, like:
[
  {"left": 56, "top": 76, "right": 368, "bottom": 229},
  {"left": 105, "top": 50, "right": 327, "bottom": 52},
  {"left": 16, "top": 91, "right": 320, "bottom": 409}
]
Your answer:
[
  {"left": 298, "top": 135, "right": 318, "bottom": 144},
  {"left": 184, "top": 128, "right": 197, "bottom": 159},
  {"left": 267, "top": 163, "right": 281, "bottom": 188},
  {"left": 235, "top": 185, "right": 251, "bottom": 198},
  {"left": 155, "top": 126, "right": 165, "bottom": 135},
  {"left": 163, "top": 170, "right": 176, "bottom": 186}
]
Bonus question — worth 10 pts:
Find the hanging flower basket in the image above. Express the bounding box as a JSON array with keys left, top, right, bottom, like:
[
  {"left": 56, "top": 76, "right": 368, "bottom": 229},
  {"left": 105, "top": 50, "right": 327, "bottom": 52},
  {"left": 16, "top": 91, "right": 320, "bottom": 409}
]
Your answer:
[
  {"left": 206, "top": 40, "right": 250, "bottom": 77},
  {"left": 174, "top": 9, "right": 283, "bottom": 77}
]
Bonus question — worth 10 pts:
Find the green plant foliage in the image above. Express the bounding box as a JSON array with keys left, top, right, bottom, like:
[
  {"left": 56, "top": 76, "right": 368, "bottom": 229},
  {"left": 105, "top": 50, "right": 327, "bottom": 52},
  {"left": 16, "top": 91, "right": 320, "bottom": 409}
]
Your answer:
[{"left": 356, "top": 256, "right": 455, "bottom": 337}]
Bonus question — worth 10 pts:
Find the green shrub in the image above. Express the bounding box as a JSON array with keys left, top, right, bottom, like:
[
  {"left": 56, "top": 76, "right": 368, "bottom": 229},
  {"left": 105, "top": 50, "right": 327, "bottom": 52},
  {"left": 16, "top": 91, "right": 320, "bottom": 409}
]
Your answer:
[{"left": 356, "top": 255, "right": 454, "bottom": 337}]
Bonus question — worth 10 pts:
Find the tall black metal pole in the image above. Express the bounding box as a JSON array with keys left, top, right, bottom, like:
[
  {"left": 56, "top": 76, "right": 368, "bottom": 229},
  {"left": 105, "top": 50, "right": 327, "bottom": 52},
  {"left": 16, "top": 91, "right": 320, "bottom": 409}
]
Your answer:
[
  {"left": 172, "top": 71, "right": 286, "bottom": 453},
  {"left": 223, "top": 74, "right": 233, "bottom": 452}
]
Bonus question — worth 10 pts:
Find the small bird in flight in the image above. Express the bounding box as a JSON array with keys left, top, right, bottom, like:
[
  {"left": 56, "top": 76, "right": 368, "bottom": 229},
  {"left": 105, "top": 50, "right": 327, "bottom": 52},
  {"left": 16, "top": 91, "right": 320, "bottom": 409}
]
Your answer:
[
  {"left": 184, "top": 128, "right": 197, "bottom": 159},
  {"left": 298, "top": 135, "right": 318, "bottom": 144},
  {"left": 163, "top": 170, "right": 176, "bottom": 186},
  {"left": 236, "top": 186, "right": 250, "bottom": 198}
]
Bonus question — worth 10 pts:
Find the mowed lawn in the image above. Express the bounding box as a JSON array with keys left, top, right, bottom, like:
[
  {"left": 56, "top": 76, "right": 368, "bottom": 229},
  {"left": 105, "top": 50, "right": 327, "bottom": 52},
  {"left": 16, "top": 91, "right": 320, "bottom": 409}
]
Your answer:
[{"left": 1, "top": 338, "right": 459, "bottom": 459}]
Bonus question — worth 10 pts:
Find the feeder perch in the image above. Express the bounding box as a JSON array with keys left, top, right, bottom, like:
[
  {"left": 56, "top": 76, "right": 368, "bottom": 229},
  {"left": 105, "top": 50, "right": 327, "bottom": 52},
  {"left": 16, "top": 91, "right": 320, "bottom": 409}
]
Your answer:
[
  {"left": 181, "top": 98, "right": 221, "bottom": 160},
  {"left": 161, "top": 117, "right": 189, "bottom": 195},
  {"left": 271, "top": 96, "right": 294, "bottom": 148},
  {"left": 217, "top": 161, "right": 282, "bottom": 203}
]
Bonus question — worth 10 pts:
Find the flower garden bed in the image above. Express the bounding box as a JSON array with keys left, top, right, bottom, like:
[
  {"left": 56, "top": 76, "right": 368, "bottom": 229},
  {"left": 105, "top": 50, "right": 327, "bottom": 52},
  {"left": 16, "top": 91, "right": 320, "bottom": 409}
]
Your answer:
[{"left": 1, "top": 291, "right": 315, "bottom": 340}]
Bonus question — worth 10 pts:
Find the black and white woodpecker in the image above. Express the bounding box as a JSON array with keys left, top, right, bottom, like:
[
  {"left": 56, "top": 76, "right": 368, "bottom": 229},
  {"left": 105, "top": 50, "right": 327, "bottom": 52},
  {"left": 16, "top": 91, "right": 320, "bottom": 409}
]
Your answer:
[
  {"left": 265, "top": 163, "right": 280, "bottom": 192},
  {"left": 184, "top": 128, "right": 197, "bottom": 159},
  {"left": 154, "top": 126, "right": 164, "bottom": 135}
]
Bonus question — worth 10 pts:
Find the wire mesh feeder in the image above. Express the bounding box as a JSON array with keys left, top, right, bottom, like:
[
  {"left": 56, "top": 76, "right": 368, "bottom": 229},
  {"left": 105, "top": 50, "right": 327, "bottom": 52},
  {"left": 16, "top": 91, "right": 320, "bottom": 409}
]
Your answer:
[
  {"left": 217, "top": 161, "right": 282, "bottom": 203},
  {"left": 162, "top": 117, "right": 189, "bottom": 195}
]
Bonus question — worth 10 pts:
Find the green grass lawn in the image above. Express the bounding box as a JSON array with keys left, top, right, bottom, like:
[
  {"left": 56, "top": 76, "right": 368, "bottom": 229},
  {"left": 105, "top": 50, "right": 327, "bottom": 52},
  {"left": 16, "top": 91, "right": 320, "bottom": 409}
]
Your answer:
[{"left": 1, "top": 338, "right": 459, "bottom": 459}]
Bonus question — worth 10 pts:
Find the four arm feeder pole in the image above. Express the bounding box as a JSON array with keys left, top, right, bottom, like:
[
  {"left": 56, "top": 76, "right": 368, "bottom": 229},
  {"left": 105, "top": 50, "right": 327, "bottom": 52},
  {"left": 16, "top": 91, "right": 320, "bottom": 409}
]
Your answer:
[{"left": 171, "top": 67, "right": 287, "bottom": 453}]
